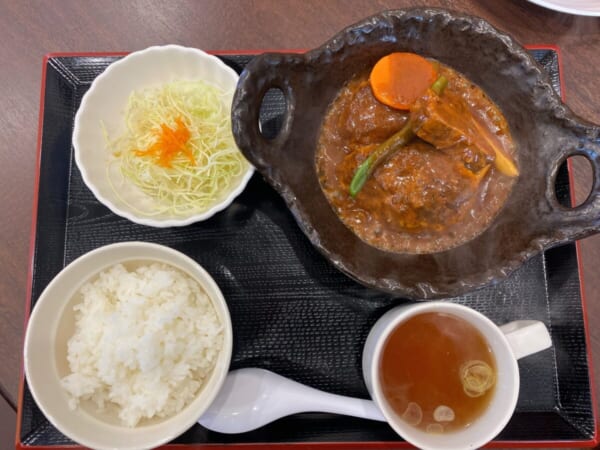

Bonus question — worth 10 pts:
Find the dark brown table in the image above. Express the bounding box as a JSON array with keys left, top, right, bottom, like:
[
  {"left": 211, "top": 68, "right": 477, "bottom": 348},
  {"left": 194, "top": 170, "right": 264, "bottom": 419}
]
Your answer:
[{"left": 2, "top": 1, "right": 600, "bottom": 448}]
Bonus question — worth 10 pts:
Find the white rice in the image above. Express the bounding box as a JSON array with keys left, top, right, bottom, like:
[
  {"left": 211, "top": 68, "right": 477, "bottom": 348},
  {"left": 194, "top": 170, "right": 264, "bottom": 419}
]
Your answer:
[{"left": 60, "top": 262, "right": 223, "bottom": 427}]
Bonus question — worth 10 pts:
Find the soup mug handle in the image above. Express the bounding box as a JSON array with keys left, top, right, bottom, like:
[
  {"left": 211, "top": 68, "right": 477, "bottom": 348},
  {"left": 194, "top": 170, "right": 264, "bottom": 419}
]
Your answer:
[
  {"left": 232, "top": 53, "right": 300, "bottom": 168},
  {"left": 546, "top": 123, "right": 600, "bottom": 240},
  {"left": 499, "top": 320, "right": 552, "bottom": 360}
]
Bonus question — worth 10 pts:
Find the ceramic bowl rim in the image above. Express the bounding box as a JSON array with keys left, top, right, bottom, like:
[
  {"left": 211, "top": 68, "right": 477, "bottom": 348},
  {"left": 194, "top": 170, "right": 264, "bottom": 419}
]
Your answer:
[{"left": 73, "top": 44, "right": 254, "bottom": 228}]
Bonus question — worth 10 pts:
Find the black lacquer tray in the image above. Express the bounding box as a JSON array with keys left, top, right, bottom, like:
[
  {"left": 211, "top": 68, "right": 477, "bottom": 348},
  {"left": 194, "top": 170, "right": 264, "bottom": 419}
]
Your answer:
[{"left": 17, "top": 49, "right": 598, "bottom": 448}]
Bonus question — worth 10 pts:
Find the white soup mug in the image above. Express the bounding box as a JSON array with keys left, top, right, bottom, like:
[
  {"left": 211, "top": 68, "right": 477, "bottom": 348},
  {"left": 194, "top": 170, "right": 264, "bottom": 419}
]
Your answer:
[{"left": 362, "top": 302, "right": 552, "bottom": 450}]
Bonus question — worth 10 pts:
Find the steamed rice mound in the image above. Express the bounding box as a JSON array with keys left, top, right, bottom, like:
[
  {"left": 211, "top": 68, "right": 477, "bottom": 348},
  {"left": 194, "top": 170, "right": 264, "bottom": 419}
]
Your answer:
[{"left": 60, "top": 262, "right": 223, "bottom": 427}]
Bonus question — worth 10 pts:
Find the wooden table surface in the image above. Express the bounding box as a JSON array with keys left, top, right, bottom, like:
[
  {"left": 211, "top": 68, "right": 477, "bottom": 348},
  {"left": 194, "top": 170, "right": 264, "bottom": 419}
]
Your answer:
[{"left": 2, "top": 0, "right": 600, "bottom": 448}]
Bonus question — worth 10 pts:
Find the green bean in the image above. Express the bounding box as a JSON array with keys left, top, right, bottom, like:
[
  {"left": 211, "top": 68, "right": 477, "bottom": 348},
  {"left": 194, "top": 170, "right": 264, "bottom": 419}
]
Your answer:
[{"left": 349, "top": 122, "right": 415, "bottom": 197}]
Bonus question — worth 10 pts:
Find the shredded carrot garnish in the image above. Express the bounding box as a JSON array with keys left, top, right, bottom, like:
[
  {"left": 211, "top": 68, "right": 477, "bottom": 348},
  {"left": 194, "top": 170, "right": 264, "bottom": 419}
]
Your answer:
[{"left": 135, "top": 117, "right": 195, "bottom": 168}]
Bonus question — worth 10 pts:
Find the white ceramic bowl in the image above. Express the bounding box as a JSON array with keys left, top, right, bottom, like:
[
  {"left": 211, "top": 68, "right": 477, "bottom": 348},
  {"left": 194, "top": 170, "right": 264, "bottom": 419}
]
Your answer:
[
  {"left": 23, "top": 242, "right": 233, "bottom": 450},
  {"left": 73, "top": 45, "right": 253, "bottom": 227}
]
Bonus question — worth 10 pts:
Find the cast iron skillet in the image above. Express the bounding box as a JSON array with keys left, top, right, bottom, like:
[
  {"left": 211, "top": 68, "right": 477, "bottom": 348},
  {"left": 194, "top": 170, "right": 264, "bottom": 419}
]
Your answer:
[{"left": 231, "top": 8, "right": 600, "bottom": 300}]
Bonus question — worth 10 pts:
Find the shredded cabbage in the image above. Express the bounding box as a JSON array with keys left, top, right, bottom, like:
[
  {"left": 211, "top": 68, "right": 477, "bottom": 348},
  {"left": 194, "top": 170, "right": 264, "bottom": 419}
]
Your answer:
[{"left": 106, "top": 80, "right": 249, "bottom": 217}]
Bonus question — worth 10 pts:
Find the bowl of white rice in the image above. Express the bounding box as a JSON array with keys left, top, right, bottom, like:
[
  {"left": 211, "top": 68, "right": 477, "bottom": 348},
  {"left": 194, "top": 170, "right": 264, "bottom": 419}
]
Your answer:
[{"left": 23, "top": 242, "right": 233, "bottom": 450}]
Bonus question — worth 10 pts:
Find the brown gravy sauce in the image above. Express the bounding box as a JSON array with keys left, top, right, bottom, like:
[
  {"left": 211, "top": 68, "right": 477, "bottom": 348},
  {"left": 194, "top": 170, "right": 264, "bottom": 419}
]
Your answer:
[{"left": 316, "top": 64, "right": 517, "bottom": 254}]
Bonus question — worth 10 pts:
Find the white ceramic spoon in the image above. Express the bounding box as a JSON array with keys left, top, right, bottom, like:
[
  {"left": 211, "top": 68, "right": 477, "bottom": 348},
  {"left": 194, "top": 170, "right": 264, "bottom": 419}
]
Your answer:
[{"left": 198, "top": 368, "right": 386, "bottom": 433}]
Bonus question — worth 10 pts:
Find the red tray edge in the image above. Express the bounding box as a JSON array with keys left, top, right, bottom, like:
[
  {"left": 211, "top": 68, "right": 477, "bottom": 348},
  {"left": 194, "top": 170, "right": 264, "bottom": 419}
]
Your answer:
[{"left": 16, "top": 45, "right": 599, "bottom": 450}]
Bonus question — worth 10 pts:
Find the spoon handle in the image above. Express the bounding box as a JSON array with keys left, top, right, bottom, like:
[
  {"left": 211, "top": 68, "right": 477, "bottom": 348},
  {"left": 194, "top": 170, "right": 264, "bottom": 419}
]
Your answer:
[
  {"left": 273, "top": 380, "right": 385, "bottom": 422},
  {"left": 292, "top": 387, "right": 386, "bottom": 422}
]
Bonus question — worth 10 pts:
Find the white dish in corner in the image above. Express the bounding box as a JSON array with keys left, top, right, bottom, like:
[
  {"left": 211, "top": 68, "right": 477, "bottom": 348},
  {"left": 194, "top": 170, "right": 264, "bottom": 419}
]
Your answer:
[{"left": 526, "top": 0, "right": 600, "bottom": 16}]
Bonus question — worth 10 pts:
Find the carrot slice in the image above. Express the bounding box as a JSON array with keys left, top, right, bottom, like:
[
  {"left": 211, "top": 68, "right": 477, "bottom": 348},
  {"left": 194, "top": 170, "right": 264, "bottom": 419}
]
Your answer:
[{"left": 370, "top": 52, "right": 437, "bottom": 110}]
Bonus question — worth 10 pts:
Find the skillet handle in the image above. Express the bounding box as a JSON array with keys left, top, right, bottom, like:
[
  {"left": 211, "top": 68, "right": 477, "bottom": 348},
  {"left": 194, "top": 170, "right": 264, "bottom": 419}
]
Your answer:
[
  {"left": 231, "top": 53, "right": 300, "bottom": 169},
  {"left": 547, "top": 123, "right": 600, "bottom": 240}
]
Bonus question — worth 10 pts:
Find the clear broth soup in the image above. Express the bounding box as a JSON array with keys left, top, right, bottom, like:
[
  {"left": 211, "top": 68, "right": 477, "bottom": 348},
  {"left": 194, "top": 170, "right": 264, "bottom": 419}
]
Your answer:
[{"left": 379, "top": 312, "right": 497, "bottom": 434}]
